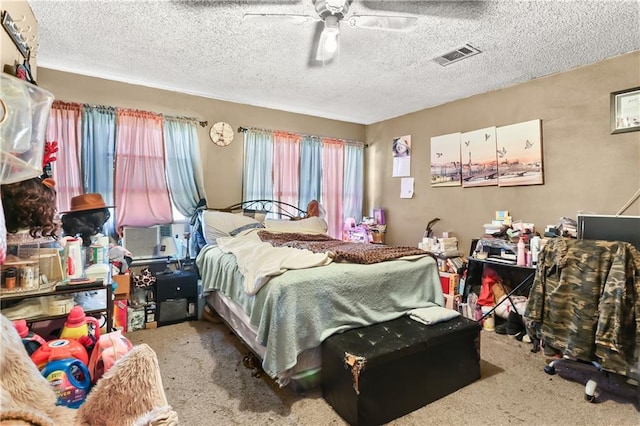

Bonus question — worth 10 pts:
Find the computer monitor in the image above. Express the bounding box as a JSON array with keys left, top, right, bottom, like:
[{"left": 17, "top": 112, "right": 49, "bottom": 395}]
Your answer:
[{"left": 576, "top": 214, "right": 640, "bottom": 251}]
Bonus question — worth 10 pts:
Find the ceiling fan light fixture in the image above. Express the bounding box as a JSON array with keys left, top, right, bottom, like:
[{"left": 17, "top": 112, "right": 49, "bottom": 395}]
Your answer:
[{"left": 316, "top": 15, "right": 340, "bottom": 61}]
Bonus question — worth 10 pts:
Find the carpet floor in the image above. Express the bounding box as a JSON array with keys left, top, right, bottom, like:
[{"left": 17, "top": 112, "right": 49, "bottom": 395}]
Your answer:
[{"left": 127, "top": 320, "right": 639, "bottom": 425}]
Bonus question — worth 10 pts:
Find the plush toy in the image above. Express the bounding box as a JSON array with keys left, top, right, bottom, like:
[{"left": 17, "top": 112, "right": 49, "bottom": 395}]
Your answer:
[
  {"left": 109, "top": 245, "right": 133, "bottom": 275},
  {"left": 0, "top": 313, "right": 178, "bottom": 425}
]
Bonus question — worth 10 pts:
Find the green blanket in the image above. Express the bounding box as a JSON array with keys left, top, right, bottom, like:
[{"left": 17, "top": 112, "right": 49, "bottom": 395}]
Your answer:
[{"left": 196, "top": 244, "right": 444, "bottom": 382}]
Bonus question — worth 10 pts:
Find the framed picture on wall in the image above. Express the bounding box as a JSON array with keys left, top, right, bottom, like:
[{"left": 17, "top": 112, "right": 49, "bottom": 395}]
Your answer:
[{"left": 611, "top": 87, "right": 640, "bottom": 134}]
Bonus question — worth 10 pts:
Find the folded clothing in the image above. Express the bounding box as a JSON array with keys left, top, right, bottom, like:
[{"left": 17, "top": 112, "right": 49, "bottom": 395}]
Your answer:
[{"left": 407, "top": 306, "right": 460, "bottom": 325}]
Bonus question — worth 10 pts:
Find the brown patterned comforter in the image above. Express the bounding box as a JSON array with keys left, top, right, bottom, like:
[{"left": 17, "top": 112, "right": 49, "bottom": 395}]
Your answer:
[{"left": 257, "top": 231, "right": 430, "bottom": 264}]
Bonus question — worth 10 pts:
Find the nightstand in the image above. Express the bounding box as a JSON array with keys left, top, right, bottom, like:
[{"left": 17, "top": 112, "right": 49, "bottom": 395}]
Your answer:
[{"left": 155, "top": 270, "right": 198, "bottom": 326}]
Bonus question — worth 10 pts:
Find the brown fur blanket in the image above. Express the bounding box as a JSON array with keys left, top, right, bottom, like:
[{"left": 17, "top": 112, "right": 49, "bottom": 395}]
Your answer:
[{"left": 257, "top": 231, "right": 429, "bottom": 264}]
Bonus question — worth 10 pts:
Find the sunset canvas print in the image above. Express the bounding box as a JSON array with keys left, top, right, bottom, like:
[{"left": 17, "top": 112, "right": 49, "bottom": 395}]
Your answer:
[
  {"left": 430, "top": 132, "right": 461, "bottom": 187},
  {"left": 461, "top": 126, "right": 498, "bottom": 187},
  {"left": 496, "top": 119, "right": 543, "bottom": 187}
]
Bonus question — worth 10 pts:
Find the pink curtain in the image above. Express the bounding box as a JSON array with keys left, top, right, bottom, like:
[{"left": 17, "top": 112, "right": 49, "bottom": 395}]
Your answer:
[
  {"left": 114, "top": 109, "right": 172, "bottom": 231},
  {"left": 322, "top": 139, "right": 344, "bottom": 238},
  {"left": 46, "top": 101, "right": 83, "bottom": 213},
  {"left": 272, "top": 132, "right": 300, "bottom": 210}
]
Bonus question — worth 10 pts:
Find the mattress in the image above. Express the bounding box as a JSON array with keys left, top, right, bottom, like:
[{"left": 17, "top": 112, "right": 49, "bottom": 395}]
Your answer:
[
  {"left": 206, "top": 290, "right": 321, "bottom": 389},
  {"left": 196, "top": 241, "right": 444, "bottom": 387}
]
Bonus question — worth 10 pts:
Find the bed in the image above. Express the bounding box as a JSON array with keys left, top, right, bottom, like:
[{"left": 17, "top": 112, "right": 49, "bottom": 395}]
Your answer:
[{"left": 195, "top": 200, "right": 445, "bottom": 389}]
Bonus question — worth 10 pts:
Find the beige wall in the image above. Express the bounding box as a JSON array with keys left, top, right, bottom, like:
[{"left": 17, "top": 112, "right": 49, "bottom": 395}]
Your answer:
[
  {"left": 36, "top": 68, "right": 366, "bottom": 208},
  {"left": 366, "top": 51, "right": 640, "bottom": 253},
  {"left": 0, "top": 0, "right": 38, "bottom": 79},
  {"left": 31, "top": 52, "right": 640, "bottom": 255}
]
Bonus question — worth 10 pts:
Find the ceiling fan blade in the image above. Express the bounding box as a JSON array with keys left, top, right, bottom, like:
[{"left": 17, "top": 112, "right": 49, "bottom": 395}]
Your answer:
[
  {"left": 347, "top": 15, "right": 418, "bottom": 31},
  {"left": 242, "top": 13, "right": 318, "bottom": 24}
]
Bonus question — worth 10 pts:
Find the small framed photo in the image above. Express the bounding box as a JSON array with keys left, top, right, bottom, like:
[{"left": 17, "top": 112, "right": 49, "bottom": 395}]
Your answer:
[{"left": 611, "top": 87, "right": 640, "bottom": 134}]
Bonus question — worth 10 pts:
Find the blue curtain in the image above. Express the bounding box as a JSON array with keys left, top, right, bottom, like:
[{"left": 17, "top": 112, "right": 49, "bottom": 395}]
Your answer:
[
  {"left": 163, "top": 118, "right": 205, "bottom": 217},
  {"left": 81, "top": 105, "right": 116, "bottom": 237},
  {"left": 343, "top": 143, "right": 364, "bottom": 223},
  {"left": 243, "top": 130, "right": 274, "bottom": 201},
  {"left": 298, "top": 136, "right": 322, "bottom": 208}
]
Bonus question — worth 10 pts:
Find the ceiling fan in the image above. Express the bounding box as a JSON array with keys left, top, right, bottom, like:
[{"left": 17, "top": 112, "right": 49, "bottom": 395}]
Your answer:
[{"left": 243, "top": 0, "right": 418, "bottom": 65}]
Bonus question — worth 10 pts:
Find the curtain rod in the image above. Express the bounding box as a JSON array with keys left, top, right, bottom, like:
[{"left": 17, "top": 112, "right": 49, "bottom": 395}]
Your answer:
[
  {"left": 165, "top": 115, "right": 208, "bottom": 127},
  {"left": 237, "top": 126, "right": 367, "bottom": 147},
  {"left": 62, "top": 101, "right": 209, "bottom": 128}
]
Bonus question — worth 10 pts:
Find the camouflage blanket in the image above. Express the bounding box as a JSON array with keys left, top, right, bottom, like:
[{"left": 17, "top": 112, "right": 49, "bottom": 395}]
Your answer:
[
  {"left": 525, "top": 238, "right": 640, "bottom": 380},
  {"left": 257, "top": 231, "right": 429, "bottom": 264}
]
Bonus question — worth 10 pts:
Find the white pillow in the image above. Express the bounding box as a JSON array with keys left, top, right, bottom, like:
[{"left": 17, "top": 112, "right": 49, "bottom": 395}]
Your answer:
[
  {"left": 201, "top": 210, "right": 263, "bottom": 245},
  {"left": 263, "top": 216, "right": 328, "bottom": 235}
]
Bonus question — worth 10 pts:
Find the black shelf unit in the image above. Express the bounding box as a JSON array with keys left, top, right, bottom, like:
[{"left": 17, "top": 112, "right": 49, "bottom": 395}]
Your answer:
[
  {"left": 465, "top": 257, "right": 536, "bottom": 320},
  {"left": 0, "top": 280, "right": 113, "bottom": 331}
]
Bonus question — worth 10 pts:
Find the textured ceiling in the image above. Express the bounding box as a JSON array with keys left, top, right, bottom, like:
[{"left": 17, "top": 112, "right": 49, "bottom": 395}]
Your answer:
[{"left": 28, "top": 0, "right": 640, "bottom": 125}]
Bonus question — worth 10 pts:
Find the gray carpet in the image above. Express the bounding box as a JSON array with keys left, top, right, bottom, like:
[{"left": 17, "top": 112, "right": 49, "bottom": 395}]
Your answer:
[{"left": 127, "top": 320, "right": 639, "bottom": 425}]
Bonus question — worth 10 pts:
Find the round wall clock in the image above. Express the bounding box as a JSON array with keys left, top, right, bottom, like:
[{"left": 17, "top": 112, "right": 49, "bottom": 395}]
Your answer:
[{"left": 210, "top": 121, "right": 234, "bottom": 147}]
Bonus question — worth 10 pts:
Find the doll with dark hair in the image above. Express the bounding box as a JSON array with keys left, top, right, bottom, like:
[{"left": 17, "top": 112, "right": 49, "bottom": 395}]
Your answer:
[
  {"left": 61, "top": 194, "right": 112, "bottom": 247},
  {"left": 1, "top": 177, "right": 58, "bottom": 239}
]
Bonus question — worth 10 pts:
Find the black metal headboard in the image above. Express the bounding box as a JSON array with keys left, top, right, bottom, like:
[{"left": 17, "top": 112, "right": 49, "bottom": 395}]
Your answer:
[{"left": 210, "top": 199, "right": 308, "bottom": 220}]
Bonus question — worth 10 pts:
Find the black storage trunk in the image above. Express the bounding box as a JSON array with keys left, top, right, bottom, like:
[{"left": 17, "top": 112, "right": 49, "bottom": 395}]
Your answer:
[{"left": 321, "top": 315, "right": 481, "bottom": 426}]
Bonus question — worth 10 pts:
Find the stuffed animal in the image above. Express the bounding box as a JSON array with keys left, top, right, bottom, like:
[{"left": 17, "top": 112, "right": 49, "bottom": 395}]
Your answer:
[{"left": 0, "top": 314, "right": 178, "bottom": 425}]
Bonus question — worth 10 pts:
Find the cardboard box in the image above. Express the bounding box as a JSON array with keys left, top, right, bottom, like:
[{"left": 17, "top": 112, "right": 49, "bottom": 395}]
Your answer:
[
  {"left": 127, "top": 305, "right": 146, "bottom": 332},
  {"left": 113, "top": 274, "right": 131, "bottom": 299},
  {"left": 439, "top": 273, "right": 449, "bottom": 295},
  {"left": 145, "top": 303, "right": 156, "bottom": 323},
  {"left": 113, "top": 299, "right": 128, "bottom": 332},
  {"left": 444, "top": 294, "right": 461, "bottom": 311},
  {"left": 448, "top": 273, "right": 460, "bottom": 295},
  {"left": 145, "top": 321, "right": 158, "bottom": 329}
]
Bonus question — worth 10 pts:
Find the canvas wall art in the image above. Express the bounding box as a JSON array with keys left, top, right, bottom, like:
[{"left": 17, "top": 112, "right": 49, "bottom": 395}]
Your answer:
[
  {"left": 430, "top": 132, "right": 461, "bottom": 187},
  {"left": 461, "top": 126, "right": 498, "bottom": 187},
  {"left": 496, "top": 119, "right": 543, "bottom": 186}
]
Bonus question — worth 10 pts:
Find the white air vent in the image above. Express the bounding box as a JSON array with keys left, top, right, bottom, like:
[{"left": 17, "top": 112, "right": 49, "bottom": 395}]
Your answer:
[
  {"left": 121, "top": 225, "right": 172, "bottom": 259},
  {"left": 433, "top": 44, "right": 481, "bottom": 66}
]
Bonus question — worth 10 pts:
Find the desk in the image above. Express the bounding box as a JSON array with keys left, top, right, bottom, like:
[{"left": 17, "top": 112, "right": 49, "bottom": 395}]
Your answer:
[{"left": 465, "top": 257, "right": 536, "bottom": 320}]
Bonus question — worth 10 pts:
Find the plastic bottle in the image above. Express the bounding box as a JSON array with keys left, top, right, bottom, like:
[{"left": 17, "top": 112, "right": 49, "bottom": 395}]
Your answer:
[
  {"left": 13, "top": 319, "right": 47, "bottom": 356},
  {"left": 65, "top": 238, "right": 84, "bottom": 279},
  {"left": 31, "top": 339, "right": 89, "bottom": 370},
  {"left": 516, "top": 237, "right": 526, "bottom": 266},
  {"left": 4, "top": 267, "right": 17, "bottom": 289},
  {"left": 40, "top": 345, "right": 91, "bottom": 408},
  {"left": 60, "top": 306, "right": 101, "bottom": 348},
  {"left": 530, "top": 236, "right": 541, "bottom": 265}
]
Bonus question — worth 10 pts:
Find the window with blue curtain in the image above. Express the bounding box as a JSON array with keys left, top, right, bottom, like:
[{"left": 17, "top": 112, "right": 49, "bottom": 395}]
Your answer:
[
  {"left": 52, "top": 102, "right": 204, "bottom": 239},
  {"left": 242, "top": 127, "right": 363, "bottom": 237}
]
